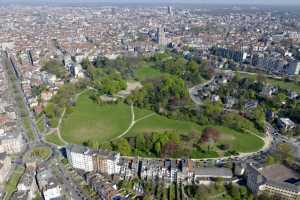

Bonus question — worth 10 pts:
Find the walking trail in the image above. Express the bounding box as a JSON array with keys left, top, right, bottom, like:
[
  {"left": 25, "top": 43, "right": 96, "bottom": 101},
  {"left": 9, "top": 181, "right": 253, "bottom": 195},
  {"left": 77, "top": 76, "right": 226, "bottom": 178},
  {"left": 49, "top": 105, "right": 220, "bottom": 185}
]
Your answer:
[{"left": 113, "top": 104, "right": 155, "bottom": 140}]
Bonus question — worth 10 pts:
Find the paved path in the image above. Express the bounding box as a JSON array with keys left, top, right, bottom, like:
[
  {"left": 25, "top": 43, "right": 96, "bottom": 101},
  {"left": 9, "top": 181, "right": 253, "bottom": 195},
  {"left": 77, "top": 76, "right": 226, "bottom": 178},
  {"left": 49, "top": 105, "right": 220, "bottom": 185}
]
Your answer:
[
  {"left": 116, "top": 104, "right": 135, "bottom": 139},
  {"left": 57, "top": 108, "right": 68, "bottom": 145},
  {"left": 113, "top": 104, "right": 155, "bottom": 140}
]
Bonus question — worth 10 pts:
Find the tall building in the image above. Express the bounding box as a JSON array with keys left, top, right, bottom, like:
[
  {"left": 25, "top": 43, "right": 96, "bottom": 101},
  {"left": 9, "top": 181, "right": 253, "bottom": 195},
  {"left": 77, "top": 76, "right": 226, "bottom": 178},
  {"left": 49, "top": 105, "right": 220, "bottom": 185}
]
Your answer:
[
  {"left": 95, "top": 151, "right": 120, "bottom": 175},
  {"left": 287, "top": 61, "right": 300, "bottom": 75},
  {"left": 168, "top": 6, "right": 173, "bottom": 16},
  {"left": 66, "top": 145, "right": 95, "bottom": 172},
  {"left": 157, "top": 27, "right": 167, "bottom": 47}
]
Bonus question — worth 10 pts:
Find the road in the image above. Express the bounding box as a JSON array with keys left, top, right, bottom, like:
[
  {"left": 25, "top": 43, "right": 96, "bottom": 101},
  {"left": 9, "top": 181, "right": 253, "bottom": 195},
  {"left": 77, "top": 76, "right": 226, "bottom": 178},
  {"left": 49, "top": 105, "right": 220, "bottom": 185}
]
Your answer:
[
  {"left": 1, "top": 55, "right": 89, "bottom": 199},
  {"left": 188, "top": 76, "right": 215, "bottom": 105},
  {"left": 187, "top": 74, "right": 275, "bottom": 162},
  {"left": 50, "top": 155, "right": 89, "bottom": 200}
]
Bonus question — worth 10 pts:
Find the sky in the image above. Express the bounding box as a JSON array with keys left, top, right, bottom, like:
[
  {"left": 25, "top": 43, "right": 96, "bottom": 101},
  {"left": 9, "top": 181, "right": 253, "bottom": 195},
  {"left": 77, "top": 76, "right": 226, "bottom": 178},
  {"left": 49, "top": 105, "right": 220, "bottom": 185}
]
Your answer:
[{"left": 2, "top": 0, "right": 300, "bottom": 5}]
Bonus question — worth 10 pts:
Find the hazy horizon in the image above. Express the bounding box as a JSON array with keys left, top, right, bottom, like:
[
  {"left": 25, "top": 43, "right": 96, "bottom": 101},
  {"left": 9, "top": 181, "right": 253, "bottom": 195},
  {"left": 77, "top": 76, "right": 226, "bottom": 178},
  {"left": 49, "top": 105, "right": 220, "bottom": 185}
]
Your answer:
[{"left": 1, "top": 0, "right": 300, "bottom": 6}]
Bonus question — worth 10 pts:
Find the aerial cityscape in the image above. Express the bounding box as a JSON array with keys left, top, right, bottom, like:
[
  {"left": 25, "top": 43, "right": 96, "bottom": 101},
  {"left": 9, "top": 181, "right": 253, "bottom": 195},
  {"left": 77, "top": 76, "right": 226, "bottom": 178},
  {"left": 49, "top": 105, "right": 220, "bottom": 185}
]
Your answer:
[{"left": 0, "top": 0, "right": 300, "bottom": 200}]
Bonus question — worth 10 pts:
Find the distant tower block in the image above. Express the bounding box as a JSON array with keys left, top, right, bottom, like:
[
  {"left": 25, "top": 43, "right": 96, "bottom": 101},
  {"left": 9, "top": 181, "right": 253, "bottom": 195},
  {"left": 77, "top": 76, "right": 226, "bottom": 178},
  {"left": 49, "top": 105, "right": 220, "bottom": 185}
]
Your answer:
[
  {"left": 157, "top": 27, "right": 167, "bottom": 47},
  {"left": 168, "top": 6, "right": 174, "bottom": 16}
]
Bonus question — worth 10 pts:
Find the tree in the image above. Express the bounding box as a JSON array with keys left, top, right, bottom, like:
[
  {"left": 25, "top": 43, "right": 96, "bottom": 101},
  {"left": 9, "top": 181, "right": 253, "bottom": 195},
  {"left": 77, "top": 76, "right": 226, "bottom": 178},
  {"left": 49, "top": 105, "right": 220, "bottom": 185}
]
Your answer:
[
  {"left": 200, "top": 128, "right": 220, "bottom": 143},
  {"left": 42, "top": 59, "right": 67, "bottom": 78},
  {"left": 112, "top": 138, "right": 132, "bottom": 155},
  {"left": 136, "top": 134, "right": 146, "bottom": 151},
  {"left": 143, "top": 195, "right": 153, "bottom": 200},
  {"left": 227, "top": 184, "right": 241, "bottom": 200},
  {"left": 266, "top": 155, "right": 276, "bottom": 165},
  {"left": 251, "top": 107, "right": 265, "bottom": 130},
  {"left": 169, "top": 184, "right": 176, "bottom": 200},
  {"left": 239, "top": 186, "right": 248, "bottom": 198}
]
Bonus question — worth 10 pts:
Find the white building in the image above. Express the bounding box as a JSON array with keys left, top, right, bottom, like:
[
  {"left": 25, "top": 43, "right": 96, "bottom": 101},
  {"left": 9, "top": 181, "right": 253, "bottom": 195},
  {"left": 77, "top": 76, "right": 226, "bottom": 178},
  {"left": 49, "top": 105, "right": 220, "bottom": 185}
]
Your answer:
[
  {"left": 278, "top": 118, "right": 295, "bottom": 131},
  {"left": 106, "top": 156, "right": 121, "bottom": 175},
  {"left": 37, "top": 168, "right": 62, "bottom": 200},
  {"left": 0, "top": 132, "right": 25, "bottom": 154},
  {"left": 0, "top": 153, "right": 12, "bottom": 183},
  {"left": 288, "top": 61, "right": 300, "bottom": 75},
  {"left": 66, "top": 145, "right": 95, "bottom": 172},
  {"left": 43, "top": 183, "right": 62, "bottom": 200}
]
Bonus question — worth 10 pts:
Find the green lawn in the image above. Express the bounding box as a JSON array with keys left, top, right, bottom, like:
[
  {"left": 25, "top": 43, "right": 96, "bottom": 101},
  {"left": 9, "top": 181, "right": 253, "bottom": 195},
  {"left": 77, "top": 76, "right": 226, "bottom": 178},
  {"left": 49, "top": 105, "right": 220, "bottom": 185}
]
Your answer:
[
  {"left": 4, "top": 166, "right": 25, "bottom": 200},
  {"left": 61, "top": 93, "right": 264, "bottom": 154},
  {"left": 45, "top": 133, "right": 65, "bottom": 146},
  {"left": 61, "top": 93, "right": 132, "bottom": 144},
  {"left": 213, "top": 126, "right": 264, "bottom": 153},
  {"left": 129, "top": 111, "right": 204, "bottom": 136},
  {"left": 30, "top": 147, "right": 52, "bottom": 160},
  {"left": 129, "top": 113, "right": 264, "bottom": 153},
  {"left": 134, "top": 65, "right": 164, "bottom": 81},
  {"left": 36, "top": 117, "right": 45, "bottom": 133},
  {"left": 239, "top": 72, "right": 300, "bottom": 92},
  {"left": 266, "top": 78, "right": 300, "bottom": 92}
]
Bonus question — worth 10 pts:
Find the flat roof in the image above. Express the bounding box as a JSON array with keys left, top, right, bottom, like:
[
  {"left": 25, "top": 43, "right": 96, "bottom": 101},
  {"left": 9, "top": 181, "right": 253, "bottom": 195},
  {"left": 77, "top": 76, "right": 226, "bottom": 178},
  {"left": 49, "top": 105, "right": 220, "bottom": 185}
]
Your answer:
[{"left": 260, "top": 164, "right": 300, "bottom": 183}]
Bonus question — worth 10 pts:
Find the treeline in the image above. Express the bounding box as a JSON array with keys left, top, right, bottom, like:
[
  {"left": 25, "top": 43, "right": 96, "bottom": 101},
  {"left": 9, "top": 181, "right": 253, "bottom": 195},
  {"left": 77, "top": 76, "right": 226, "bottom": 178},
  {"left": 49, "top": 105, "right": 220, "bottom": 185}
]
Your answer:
[
  {"left": 41, "top": 59, "right": 67, "bottom": 78},
  {"left": 44, "top": 80, "right": 87, "bottom": 127},
  {"left": 127, "top": 74, "right": 189, "bottom": 113},
  {"left": 149, "top": 51, "right": 214, "bottom": 85}
]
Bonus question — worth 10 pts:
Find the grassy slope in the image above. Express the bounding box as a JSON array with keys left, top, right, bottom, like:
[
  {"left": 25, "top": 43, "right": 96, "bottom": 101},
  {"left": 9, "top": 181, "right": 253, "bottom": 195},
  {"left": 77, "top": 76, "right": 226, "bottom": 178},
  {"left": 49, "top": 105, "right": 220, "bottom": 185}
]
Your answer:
[
  {"left": 61, "top": 93, "right": 131, "bottom": 144},
  {"left": 45, "top": 133, "right": 65, "bottom": 146},
  {"left": 4, "top": 166, "right": 25, "bottom": 200},
  {"left": 61, "top": 93, "right": 264, "bottom": 153},
  {"left": 239, "top": 72, "right": 300, "bottom": 92},
  {"left": 134, "top": 65, "right": 164, "bottom": 81},
  {"left": 30, "top": 147, "right": 52, "bottom": 160}
]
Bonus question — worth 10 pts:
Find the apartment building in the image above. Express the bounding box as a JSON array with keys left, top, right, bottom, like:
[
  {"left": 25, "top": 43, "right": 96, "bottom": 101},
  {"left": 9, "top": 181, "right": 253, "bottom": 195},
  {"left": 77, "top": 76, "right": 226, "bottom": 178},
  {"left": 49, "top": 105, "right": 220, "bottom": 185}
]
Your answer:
[
  {"left": 94, "top": 150, "right": 120, "bottom": 175},
  {"left": 0, "top": 153, "right": 12, "bottom": 183},
  {"left": 246, "top": 163, "right": 300, "bottom": 200},
  {"left": 66, "top": 145, "right": 95, "bottom": 172},
  {"left": 0, "top": 132, "right": 24, "bottom": 154}
]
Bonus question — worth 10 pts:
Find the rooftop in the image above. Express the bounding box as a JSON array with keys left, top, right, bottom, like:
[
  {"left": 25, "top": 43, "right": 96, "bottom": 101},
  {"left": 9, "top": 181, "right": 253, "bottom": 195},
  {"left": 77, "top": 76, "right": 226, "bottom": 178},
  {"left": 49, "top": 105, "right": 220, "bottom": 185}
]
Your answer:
[{"left": 260, "top": 164, "right": 300, "bottom": 183}]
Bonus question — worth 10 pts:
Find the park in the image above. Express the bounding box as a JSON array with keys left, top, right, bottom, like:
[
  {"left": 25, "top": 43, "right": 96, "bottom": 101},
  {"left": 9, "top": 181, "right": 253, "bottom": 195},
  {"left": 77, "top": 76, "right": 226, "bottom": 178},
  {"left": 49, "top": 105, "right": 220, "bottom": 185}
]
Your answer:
[{"left": 59, "top": 91, "right": 264, "bottom": 158}]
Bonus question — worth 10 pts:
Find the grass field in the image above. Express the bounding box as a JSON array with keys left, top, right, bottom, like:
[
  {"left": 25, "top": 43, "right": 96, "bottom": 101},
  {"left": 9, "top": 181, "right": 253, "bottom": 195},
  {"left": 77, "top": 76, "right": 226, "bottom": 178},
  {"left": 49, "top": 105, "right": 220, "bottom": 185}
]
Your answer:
[
  {"left": 239, "top": 72, "right": 300, "bottom": 92},
  {"left": 61, "top": 93, "right": 132, "bottom": 144},
  {"left": 30, "top": 146, "right": 52, "bottom": 160},
  {"left": 4, "top": 166, "right": 25, "bottom": 200},
  {"left": 45, "top": 133, "right": 65, "bottom": 146},
  {"left": 134, "top": 65, "right": 164, "bottom": 81},
  {"left": 61, "top": 93, "right": 264, "bottom": 153},
  {"left": 36, "top": 117, "right": 45, "bottom": 133},
  {"left": 266, "top": 78, "right": 300, "bottom": 92}
]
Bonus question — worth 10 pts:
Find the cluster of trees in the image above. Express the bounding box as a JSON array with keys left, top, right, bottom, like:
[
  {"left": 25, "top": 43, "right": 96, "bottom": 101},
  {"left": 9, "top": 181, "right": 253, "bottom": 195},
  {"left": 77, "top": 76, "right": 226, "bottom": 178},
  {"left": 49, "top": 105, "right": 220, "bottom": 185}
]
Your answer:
[
  {"left": 185, "top": 183, "right": 252, "bottom": 200},
  {"left": 200, "top": 128, "right": 220, "bottom": 143},
  {"left": 279, "top": 103, "right": 300, "bottom": 137},
  {"left": 266, "top": 143, "right": 295, "bottom": 166},
  {"left": 127, "top": 75, "right": 189, "bottom": 113},
  {"left": 41, "top": 59, "right": 67, "bottom": 78},
  {"left": 150, "top": 52, "right": 214, "bottom": 85},
  {"left": 118, "top": 178, "right": 182, "bottom": 200},
  {"left": 82, "top": 58, "right": 127, "bottom": 95},
  {"left": 31, "top": 84, "right": 47, "bottom": 97},
  {"left": 99, "top": 126, "right": 236, "bottom": 158},
  {"left": 44, "top": 81, "right": 86, "bottom": 127},
  {"left": 223, "top": 112, "right": 256, "bottom": 133},
  {"left": 109, "top": 132, "right": 183, "bottom": 158}
]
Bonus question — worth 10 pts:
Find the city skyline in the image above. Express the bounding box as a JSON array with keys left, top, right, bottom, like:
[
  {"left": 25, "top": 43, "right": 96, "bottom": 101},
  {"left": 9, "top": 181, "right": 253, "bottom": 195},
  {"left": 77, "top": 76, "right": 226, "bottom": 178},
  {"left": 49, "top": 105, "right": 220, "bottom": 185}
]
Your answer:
[{"left": 2, "top": 0, "right": 300, "bottom": 5}]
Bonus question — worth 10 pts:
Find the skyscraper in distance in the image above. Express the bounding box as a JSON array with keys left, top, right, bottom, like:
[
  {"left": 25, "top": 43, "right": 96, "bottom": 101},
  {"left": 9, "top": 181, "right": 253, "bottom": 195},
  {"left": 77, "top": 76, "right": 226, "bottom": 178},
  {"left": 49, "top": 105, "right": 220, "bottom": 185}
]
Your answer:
[
  {"left": 157, "top": 27, "right": 167, "bottom": 47},
  {"left": 168, "top": 6, "right": 173, "bottom": 16}
]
